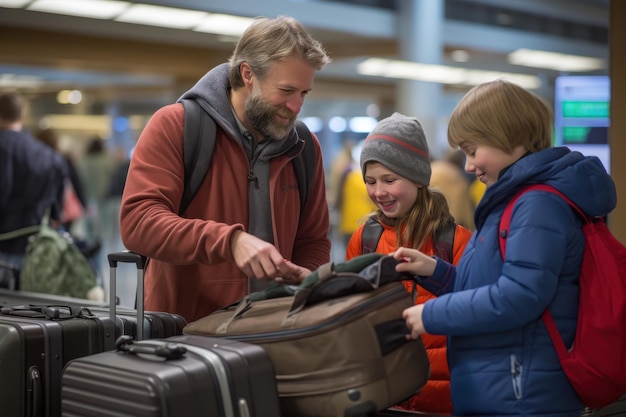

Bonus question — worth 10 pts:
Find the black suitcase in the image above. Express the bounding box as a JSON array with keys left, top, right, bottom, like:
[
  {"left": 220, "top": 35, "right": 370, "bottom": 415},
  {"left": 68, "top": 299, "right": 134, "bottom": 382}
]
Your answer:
[
  {"left": 89, "top": 305, "right": 187, "bottom": 339},
  {"left": 100, "top": 251, "right": 186, "bottom": 340},
  {"left": 0, "top": 305, "right": 115, "bottom": 417},
  {"left": 61, "top": 333, "right": 282, "bottom": 416},
  {"left": 0, "top": 251, "right": 186, "bottom": 341}
]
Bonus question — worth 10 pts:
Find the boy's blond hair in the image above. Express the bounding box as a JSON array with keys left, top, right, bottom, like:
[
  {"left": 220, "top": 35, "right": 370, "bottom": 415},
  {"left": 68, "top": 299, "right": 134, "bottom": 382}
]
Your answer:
[{"left": 447, "top": 79, "right": 553, "bottom": 153}]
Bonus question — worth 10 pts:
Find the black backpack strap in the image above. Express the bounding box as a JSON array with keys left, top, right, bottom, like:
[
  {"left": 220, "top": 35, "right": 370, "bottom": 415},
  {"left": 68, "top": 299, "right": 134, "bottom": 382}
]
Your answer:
[
  {"left": 293, "top": 120, "right": 316, "bottom": 212},
  {"left": 179, "top": 112, "right": 312, "bottom": 216},
  {"left": 362, "top": 217, "right": 384, "bottom": 254},
  {"left": 180, "top": 98, "right": 216, "bottom": 216},
  {"left": 361, "top": 217, "right": 455, "bottom": 261},
  {"left": 433, "top": 222, "right": 456, "bottom": 262}
]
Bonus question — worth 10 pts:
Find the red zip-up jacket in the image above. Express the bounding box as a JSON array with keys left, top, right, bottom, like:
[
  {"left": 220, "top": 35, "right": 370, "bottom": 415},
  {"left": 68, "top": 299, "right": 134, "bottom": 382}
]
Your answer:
[{"left": 120, "top": 103, "right": 331, "bottom": 322}]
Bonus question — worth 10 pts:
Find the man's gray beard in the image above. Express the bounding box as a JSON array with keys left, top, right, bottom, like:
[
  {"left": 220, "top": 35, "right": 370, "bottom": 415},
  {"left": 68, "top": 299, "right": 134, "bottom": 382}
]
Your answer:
[{"left": 246, "top": 88, "right": 296, "bottom": 140}]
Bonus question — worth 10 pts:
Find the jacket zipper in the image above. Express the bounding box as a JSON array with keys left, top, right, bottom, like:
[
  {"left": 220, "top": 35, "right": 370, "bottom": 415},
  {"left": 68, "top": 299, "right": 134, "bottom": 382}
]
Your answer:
[{"left": 510, "top": 354, "right": 523, "bottom": 399}]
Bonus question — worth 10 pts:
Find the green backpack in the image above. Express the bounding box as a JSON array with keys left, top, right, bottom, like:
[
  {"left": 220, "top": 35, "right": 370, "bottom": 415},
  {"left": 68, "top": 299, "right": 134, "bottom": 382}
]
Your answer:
[{"left": 0, "top": 210, "right": 97, "bottom": 298}]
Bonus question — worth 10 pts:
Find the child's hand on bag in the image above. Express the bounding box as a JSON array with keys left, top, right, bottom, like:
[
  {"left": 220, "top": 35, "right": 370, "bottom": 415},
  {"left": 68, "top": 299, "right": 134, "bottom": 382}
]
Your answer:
[
  {"left": 403, "top": 304, "right": 427, "bottom": 339},
  {"left": 393, "top": 247, "right": 437, "bottom": 277}
]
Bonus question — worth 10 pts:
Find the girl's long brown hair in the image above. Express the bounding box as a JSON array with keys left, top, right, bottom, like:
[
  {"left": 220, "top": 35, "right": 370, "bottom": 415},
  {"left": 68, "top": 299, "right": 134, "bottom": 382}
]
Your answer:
[{"left": 375, "top": 186, "right": 455, "bottom": 249}]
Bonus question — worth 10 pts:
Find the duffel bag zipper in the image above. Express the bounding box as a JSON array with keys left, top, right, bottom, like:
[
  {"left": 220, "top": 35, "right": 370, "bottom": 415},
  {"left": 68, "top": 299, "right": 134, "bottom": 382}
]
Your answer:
[{"left": 220, "top": 284, "right": 408, "bottom": 343}]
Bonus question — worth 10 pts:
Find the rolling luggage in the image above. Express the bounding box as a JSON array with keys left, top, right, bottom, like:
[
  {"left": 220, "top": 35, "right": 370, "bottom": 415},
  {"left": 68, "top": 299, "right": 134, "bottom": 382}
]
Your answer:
[
  {"left": 61, "top": 250, "right": 280, "bottom": 416},
  {"left": 61, "top": 330, "right": 281, "bottom": 416},
  {"left": 0, "top": 304, "right": 115, "bottom": 417},
  {"left": 89, "top": 305, "right": 187, "bottom": 339},
  {"left": 0, "top": 252, "right": 186, "bottom": 341},
  {"left": 183, "top": 254, "right": 431, "bottom": 417},
  {"left": 102, "top": 251, "right": 186, "bottom": 340}
]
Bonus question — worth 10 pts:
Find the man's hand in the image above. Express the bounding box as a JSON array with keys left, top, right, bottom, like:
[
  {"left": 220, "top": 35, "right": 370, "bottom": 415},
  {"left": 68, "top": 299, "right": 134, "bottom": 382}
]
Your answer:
[
  {"left": 275, "top": 260, "right": 311, "bottom": 284},
  {"left": 230, "top": 230, "right": 287, "bottom": 281}
]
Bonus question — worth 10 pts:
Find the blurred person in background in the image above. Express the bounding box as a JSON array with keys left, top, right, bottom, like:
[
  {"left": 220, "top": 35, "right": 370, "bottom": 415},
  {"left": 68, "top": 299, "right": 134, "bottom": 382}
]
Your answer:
[
  {"left": 77, "top": 136, "right": 116, "bottom": 243},
  {"left": 34, "top": 127, "right": 88, "bottom": 231},
  {"left": 430, "top": 149, "right": 476, "bottom": 230},
  {"left": 0, "top": 91, "right": 66, "bottom": 289},
  {"left": 326, "top": 138, "right": 362, "bottom": 261},
  {"left": 327, "top": 138, "right": 356, "bottom": 210},
  {"left": 337, "top": 140, "right": 376, "bottom": 251}
]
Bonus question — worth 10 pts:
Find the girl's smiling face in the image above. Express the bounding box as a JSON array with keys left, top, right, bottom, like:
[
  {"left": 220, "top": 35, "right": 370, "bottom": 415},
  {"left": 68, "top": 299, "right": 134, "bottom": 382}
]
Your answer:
[
  {"left": 460, "top": 142, "right": 527, "bottom": 187},
  {"left": 364, "top": 161, "right": 420, "bottom": 218}
]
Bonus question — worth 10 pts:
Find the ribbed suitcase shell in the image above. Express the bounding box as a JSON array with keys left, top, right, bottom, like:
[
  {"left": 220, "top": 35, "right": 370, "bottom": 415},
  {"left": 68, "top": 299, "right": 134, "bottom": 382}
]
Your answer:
[
  {"left": 106, "top": 251, "right": 187, "bottom": 342},
  {"left": 89, "top": 306, "right": 186, "bottom": 339},
  {"left": 0, "top": 307, "right": 115, "bottom": 417},
  {"left": 61, "top": 334, "right": 281, "bottom": 417}
]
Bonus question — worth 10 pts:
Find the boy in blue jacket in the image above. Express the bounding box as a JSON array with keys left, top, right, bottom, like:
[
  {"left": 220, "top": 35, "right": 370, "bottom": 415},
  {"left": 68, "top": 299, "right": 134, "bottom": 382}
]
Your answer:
[{"left": 393, "top": 79, "right": 616, "bottom": 417}]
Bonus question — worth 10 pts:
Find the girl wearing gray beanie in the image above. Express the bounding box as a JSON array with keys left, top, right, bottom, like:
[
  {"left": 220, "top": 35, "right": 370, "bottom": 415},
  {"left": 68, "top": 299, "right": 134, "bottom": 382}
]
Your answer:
[{"left": 345, "top": 112, "right": 472, "bottom": 414}]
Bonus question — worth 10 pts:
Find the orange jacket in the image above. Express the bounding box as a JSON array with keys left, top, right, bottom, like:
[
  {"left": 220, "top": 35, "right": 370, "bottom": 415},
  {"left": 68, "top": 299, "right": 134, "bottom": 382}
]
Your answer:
[{"left": 346, "top": 220, "right": 472, "bottom": 414}]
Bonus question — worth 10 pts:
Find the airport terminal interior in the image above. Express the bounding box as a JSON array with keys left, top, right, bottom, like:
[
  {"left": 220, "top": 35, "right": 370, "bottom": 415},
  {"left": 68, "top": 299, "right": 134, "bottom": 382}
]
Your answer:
[{"left": 0, "top": 0, "right": 620, "bottom": 306}]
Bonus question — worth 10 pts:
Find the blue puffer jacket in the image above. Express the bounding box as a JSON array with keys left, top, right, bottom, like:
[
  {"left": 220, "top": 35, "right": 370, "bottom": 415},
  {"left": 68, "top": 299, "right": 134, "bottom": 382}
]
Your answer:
[{"left": 419, "top": 147, "right": 616, "bottom": 417}]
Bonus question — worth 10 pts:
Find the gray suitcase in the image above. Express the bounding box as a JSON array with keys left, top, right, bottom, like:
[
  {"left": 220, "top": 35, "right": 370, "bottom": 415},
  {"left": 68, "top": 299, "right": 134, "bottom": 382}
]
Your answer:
[{"left": 61, "top": 333, "right": 281, "bottom": 416}]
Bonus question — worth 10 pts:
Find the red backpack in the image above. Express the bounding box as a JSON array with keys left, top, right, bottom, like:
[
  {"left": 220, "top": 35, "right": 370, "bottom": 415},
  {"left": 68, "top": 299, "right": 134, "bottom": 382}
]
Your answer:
[{"left": 499, "top": 184, "right": 626, "bottom": 409}]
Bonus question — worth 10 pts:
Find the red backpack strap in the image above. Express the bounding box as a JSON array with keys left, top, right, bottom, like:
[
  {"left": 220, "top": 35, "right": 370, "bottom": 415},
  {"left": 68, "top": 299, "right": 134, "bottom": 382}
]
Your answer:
[
  {"left": 498, "top": 184, "right": 588, "bottom": 357},
  {"left": 499, "top": 184, "right": 588, "bottom": 259}
]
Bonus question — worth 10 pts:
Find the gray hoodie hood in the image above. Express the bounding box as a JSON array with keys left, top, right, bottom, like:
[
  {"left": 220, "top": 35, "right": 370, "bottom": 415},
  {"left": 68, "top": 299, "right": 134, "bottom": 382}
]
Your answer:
[{"left": 176, "top": 63, "right": 301, "bottom": 158}]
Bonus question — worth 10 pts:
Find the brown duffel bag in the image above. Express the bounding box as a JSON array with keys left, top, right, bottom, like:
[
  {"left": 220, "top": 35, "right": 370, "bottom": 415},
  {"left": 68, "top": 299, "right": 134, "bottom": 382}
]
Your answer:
[{"left": 184, "top": 253, "right": 431, "bottom": 417}]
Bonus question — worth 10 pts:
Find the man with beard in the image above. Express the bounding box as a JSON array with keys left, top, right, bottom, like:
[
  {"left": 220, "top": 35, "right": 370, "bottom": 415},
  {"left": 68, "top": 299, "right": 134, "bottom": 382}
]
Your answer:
[{"left": 119, "top": 15, "right": 332, "bottom": 322}]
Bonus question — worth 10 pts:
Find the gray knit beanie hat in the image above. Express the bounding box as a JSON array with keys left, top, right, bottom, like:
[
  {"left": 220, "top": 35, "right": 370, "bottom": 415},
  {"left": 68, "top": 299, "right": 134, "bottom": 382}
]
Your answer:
[{"left": 360, "top": 112, "right": 431, "bottom": 186}]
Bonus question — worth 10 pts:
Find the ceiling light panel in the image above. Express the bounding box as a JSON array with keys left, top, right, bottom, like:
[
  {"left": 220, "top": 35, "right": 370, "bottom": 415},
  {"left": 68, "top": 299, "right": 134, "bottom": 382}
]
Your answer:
[
  {"left": 0, "top": 73, "right": 44, "bottom": 88},
  {"left": 508, "top": 49, "right": 605, "bottom": 72},
  {"left": 194, "top": 14, "right": 253, "bottom": 37},
  {"left": 115, "top": 4, "right": 207, "bottom": 29},
  {"left": 358, "top": 58, "right": 540, "bottom": 89},
  {"left": 0, "top": 0, "right": 32, "bottom": 7},
  {"left": 27, "top": 0, "right": 130, "bottom": 19}
]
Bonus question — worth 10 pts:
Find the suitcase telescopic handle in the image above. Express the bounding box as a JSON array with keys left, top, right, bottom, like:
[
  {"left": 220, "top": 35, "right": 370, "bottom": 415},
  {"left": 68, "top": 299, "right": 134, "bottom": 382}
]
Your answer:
[
  {"left": 108, "top": 251, "right": 148, "bottom": 341},
  {"left": 108, "top": 251, "right": 147, "bottom": 269}
]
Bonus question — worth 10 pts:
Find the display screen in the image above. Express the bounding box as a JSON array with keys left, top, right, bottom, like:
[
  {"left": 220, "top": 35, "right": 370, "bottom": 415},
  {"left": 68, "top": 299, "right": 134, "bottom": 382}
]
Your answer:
[{"left": 554, "top": 75, "right": 610, "bottom": 172}]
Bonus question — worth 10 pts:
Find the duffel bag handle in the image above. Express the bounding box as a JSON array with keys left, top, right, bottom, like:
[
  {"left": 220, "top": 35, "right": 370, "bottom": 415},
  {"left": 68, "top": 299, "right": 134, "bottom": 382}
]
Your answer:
[
  {"left": 212, "top": 254, "right": 416, "bottom": 331},
  {"left": 215, "top": 295, "right": 252, "bottom": 334}
]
